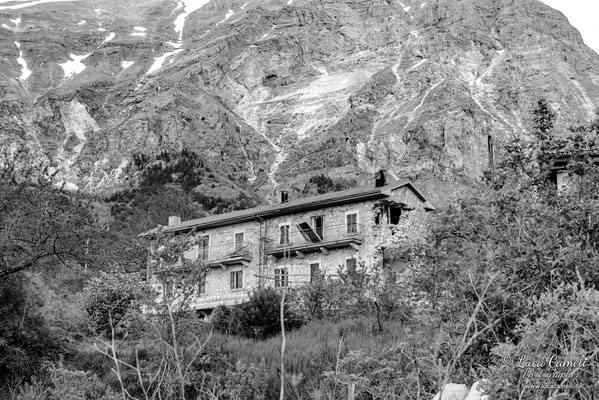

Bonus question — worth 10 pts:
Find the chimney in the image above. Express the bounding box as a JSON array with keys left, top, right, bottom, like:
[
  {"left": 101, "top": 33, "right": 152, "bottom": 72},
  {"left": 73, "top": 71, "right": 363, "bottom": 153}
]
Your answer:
[
  {"left": 375, "top": 170, "right": 387, "bottom": 187},
  {"left": 280, "top": 190, "right": 289, "bottom": 204},
  {"left": 168, "top": 215, "right": 181, "bottom": 226}
]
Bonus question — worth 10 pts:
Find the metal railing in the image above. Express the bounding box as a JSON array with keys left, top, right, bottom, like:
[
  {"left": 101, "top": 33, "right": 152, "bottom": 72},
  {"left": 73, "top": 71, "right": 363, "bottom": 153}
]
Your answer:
[
  {"left": 264, "top": 223, "right": 364, "bottom": 250},
  {"left": 184, "top": 240, "right": 253, "bottom": 263}
]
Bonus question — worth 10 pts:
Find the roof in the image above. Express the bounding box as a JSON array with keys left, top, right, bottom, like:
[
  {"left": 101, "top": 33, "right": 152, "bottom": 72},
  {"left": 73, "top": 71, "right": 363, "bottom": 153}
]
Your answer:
[{"left": 142, "top": 180, "right": 435, "bottom": 236}]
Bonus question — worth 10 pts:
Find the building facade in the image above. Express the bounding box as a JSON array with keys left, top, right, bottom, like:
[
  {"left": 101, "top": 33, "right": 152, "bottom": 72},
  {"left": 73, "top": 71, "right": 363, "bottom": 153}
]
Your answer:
[{"left": 145, "top": 177, "right": 435, "bottom": 312}]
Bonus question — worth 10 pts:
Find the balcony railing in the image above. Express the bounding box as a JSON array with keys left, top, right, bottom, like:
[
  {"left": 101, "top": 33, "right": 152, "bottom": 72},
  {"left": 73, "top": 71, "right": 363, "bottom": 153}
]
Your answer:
[
  {"left": 264, "top": 223, "right": 364, "bottom": 258},
  {"left": 184, "top": 240, "right": 253, "bottom": 268}
]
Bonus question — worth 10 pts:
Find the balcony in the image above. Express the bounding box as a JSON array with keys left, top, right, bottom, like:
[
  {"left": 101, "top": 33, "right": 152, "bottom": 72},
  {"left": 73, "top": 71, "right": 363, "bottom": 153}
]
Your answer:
[
  {"left": 185, "top": 241, "right": 253, "bottom": 268},
  {"left": 264, "top": 223, "right": 364, "bottom": 259}
]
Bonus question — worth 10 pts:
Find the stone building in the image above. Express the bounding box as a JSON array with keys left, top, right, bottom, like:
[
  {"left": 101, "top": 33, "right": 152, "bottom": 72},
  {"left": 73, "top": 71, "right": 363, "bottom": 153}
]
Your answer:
[{"left": 145, "top": 173, "right": 436, "bottom": 313}]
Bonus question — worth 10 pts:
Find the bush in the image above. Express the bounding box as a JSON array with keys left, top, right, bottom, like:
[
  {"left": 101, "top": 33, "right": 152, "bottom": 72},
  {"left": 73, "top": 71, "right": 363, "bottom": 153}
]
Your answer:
[
  {"left": 0, "top": 276, "right": 62, "bottom": 389},
  {"left": 82, "top": 272, "right": 151, "bottom": 338},
  {"left": 211, "top": 288, "right": 302, "bottom": 340}
]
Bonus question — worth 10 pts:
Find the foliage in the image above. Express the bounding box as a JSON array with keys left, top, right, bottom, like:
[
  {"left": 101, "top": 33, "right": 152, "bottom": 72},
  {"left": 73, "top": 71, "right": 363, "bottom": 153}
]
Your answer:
[
  {"left": 406, "top": 100, "right": 599, "bottom": 392},
  {"left": 109, "top": 149, "right": 255, "bottom": 236},
  {"left": 201, "top": 361, "right": 270, "bottom": 400},
  {"left": 211, "top": 288, "right": 303, "bottom": 340},
  {"left": 301, "top": 174, "right": 355, "bottom": 196},
  {"left": 0, "top": 276, "right": 63, "bottom": 391},
  {"left": 0, "top": 175, "right": 105, "bottom": 278},
  {"left": 295, "top": 261, "right": 413, "bottom": 325},
  {"left": 15, "top": 363, "right": 121, "bottom": 400},
  {"left": 487, "top": 283, "right": 599, "bottom": 399},
  {"left": 82, "top": 272, "right": 152, "bottom": 339}
]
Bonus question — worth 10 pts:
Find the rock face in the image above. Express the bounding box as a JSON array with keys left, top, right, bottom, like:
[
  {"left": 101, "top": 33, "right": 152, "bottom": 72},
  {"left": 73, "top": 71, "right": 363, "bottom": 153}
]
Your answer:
[{"left": 1, "top": 0, "right": 598, "bottom": 204}]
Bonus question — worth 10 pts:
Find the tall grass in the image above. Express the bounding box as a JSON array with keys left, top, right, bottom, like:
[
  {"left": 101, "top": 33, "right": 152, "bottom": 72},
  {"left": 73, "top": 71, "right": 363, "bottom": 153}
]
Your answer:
[{"left": 215, "top": 317, "right": 439, "bottom": 399}]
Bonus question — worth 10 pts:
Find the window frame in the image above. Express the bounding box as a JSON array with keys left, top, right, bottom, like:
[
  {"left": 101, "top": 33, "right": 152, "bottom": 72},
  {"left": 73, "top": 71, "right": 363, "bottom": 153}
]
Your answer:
[
  {"left": 230, "top": 270, "right": 244, "bottom": 290},
  {"left": 275, "top": 267, "right": 289, "bottom": 288},
  {"left": 234, "top": 231, "right": 245, "bottom": 253},
  {"left": 345, "top": 257, "right": 357, "bottom": 274},
  {"left": 198, "top": 235, "right": 210, "bottom": 261},
  {"left": 279, "top": 222, "right": 291, "bottom": 245},
  {"left": 311, "top": 215, "right": 325, "bottom": 240},
  {"left": 345, "top": 211, "right": 359, "bottom": 234},
  {"left": 198, "top": 274, "right": 207, "bottom": 295},
  {"left": 309, "top": 261, "right": 321, "bottom": 283}
]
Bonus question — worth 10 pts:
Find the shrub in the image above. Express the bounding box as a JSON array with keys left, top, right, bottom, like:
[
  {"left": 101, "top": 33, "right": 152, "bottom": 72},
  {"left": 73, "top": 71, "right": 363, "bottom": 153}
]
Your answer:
[
  {"left": 82, "top": 272, "right": 151, "bottom": 338},
  {"left": 211, "top": 288, "right": 302, "bottom": 340}
]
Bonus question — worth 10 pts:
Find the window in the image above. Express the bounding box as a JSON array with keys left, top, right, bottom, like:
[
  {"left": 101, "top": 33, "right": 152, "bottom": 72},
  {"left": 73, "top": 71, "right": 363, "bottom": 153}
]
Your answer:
[
  {"left": 346, "top": 213, "right": 358, "bottom": 234},
  {"left": 310, "top": 263, "right": 321, "bottom": 283},
  {"left": 390, "top": 205, "right": 402, "bottom": 225},
  {"left": 230, "top": 270, "right": 243, "bottom": 290},
  {"left": 198, "top": 275, "right": 206, "bottom": 295},
  {"left": 198, "top": 235, "right": 209, "bottom": 261},
  {"left": 280, "top": 224, "right": 290, "bottom": 245},
  {"left": 312, "top": 215, "right": 324, "bottom": 240},
  {"left": 234, "top": 232, "right": 244, "bottom": 253},
  {"left": 275, "top": 268, "right": 289, "bottom": 287},
  {"left": 346, "top": 258, "right": 357, "bottom": 274}
]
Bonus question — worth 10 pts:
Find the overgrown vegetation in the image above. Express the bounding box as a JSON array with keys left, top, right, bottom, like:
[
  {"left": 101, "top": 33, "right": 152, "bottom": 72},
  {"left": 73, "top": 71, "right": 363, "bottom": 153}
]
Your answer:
[{"left": 3, "top": 101, "right": 599, "bottom": 399}]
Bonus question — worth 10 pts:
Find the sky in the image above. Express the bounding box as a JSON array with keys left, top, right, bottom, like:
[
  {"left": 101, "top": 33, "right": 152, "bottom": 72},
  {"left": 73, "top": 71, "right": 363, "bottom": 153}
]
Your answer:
[{"left": 540, "top": 0, "right": 599, "bottom": 54}]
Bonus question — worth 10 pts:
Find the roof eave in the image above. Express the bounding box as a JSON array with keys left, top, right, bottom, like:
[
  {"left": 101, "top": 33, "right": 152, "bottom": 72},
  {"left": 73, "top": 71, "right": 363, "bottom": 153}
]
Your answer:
[{"left": 161, "top": 191, "right": 388, "bottom": 234}]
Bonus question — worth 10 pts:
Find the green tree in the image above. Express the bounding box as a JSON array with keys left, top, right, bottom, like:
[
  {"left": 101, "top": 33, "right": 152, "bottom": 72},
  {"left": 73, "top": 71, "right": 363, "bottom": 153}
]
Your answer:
[
  {"left": 409, "top": 103, "right": 599, "bottom": 387},
  {"left": 82, "top": 271, "right": 152, "bottom": 338}
]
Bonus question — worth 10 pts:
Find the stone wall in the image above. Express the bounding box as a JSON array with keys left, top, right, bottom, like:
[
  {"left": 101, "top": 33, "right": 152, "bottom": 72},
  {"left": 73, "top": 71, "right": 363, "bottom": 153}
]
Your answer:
[{"left": 153, "top": 185, "right": 432, "bottom": 309}]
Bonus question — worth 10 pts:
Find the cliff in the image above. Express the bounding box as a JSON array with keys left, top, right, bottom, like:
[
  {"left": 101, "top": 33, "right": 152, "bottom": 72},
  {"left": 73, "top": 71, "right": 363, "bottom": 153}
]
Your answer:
[{"left": 1, "top": 0, "right": 598, "bottom": 206}]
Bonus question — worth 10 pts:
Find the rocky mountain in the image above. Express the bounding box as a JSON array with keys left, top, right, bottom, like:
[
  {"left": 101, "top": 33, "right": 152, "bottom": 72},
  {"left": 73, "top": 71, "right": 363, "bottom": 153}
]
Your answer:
[{"left": 1, "top": 0, "right": 598, "bottom": 206}]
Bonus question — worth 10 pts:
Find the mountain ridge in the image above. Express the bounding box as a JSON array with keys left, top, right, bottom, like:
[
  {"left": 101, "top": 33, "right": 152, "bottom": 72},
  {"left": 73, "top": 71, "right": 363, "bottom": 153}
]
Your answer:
[{"left": 1, "top": 0, "right": 598, "bottom": 206}]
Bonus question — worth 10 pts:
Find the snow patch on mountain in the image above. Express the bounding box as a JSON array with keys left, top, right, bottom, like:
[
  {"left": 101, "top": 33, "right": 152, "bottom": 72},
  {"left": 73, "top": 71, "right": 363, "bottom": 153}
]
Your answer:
[
  {"left": 260, "top": 25, "right": 276, "bottom": 40},
  {"left": 396, "top": 0, "right": 410, "bottom": 12},
  {"left": 59, "top": 53, "right": 90, "bottom": 78},
  {"left": 121, "top": 61, "right": 134, "bottom": 69},
  {"left": 0, "top": 0, "right": 79, "bottom": 10},
  {"left": 102, "top": 32, "right": 115, "bottom": 44},
  {"left": 14, "top": 42, "right": 31, "bottom": 80},
  {"left": 166, "top": 0, "right": 212, "bottom": 48},
  {"left": 216, "top": 9, "right": 234, "bottom": 26},
  {"left": 145, "top": 49, "right": 184, "bottom": 75},
  {"left": 409, "top": 58, "right": 427, "bottom": 71}
]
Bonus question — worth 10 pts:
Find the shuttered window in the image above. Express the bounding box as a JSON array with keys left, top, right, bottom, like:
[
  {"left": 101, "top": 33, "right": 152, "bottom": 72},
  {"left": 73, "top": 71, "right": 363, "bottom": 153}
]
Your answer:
[
  {"left": 230, "top": 270, "right": 243, "bottom": 290},
  {"left": 234, "top": 232, "right": 244, "bottom": 253},
  {"left": 346, "top": 213, "right": 358, "bottom": 234},
  {"left": 280, "top": 224, "right": 290, "bottom": 245}
]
